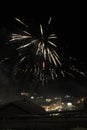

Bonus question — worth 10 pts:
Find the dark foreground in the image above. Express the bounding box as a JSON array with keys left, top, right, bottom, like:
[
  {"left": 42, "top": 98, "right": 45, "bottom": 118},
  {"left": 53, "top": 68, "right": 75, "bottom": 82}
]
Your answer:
[{"left": 0, "top": 110, "right": 87, "bottom": 130}]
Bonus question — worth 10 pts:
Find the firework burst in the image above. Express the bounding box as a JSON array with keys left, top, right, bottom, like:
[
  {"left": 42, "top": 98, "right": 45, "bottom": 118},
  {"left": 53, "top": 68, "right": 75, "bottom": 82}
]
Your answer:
[
  {"left": 8, "top": 17, "right": 62, "bottom": 85},
  {"left": 0, "top": 17, "right": 86, "bottom": 86}
]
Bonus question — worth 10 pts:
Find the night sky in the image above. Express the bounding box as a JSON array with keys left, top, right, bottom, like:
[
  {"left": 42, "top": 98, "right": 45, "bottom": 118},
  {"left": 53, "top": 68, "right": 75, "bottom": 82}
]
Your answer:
[
  {"left": 0, "top": 4, "right": 87, "bottom": 99},
  {"left": 0, "top": 7, "right": 86, "bottom": 61}
]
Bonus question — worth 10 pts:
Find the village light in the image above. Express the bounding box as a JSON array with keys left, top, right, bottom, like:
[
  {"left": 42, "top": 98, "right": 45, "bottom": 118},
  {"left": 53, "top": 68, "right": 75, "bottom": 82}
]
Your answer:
[{"left": 67, "top": 102, "right": 72, "bottom": 107}]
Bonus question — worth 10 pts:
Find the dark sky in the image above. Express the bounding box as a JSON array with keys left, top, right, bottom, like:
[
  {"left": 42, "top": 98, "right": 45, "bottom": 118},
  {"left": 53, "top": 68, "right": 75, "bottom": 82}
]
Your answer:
[
  {"left": 0, "top": 5, "right": 87, "bottom": 98},
  {"left": 0, "top": 7, "right": 86, "bottom": 61}
]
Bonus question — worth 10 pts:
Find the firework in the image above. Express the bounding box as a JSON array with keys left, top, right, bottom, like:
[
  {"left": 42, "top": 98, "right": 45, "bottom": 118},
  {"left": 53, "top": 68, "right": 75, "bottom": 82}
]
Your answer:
[
  {"left": 0, "top": 17, "right": 86, "bottom": 86},
  {"left": 8, "top": 17, "right": 62, "bottom": 85}
]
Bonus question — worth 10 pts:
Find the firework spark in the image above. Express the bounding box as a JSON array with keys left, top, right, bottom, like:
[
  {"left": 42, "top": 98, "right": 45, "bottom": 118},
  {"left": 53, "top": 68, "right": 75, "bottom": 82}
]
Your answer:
[{"left": 15, "top": 18, "right": 28, "bottom": 27}]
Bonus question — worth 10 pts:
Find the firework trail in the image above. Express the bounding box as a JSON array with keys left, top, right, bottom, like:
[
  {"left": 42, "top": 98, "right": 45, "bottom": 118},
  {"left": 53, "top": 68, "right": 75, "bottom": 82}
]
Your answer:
[
  {"left": 15, "top": 18, "right": 28, "bottom": 27},
  {"left": 0, "top": 17, "right": 86, "bottom": 86}
]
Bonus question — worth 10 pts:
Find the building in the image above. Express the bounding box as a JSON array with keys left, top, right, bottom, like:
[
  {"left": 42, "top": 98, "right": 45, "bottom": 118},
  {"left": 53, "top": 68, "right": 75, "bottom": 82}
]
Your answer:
[{"left": 0, "top": 98, "right": 45, "bottom": 116}]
